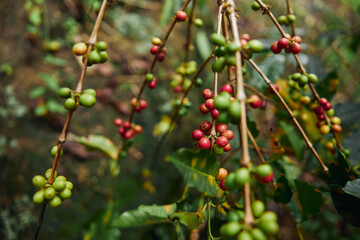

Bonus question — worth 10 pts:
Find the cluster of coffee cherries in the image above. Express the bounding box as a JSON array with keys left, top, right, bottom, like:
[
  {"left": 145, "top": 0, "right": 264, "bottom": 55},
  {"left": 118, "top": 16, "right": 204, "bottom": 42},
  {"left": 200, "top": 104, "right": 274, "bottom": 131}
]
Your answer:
[
  {"left": 270, "top": 35, "right": 302, "bottom": 55},
  {"left": 288, "top": 72, "right": 318, "bottom": 89},
  {"left": 192, "top": 121, "right": 234, "bottom": 154},
  {"left": 72, "top": 41, "right": 108, "bottom": 66},
  {"left": 130, "top": 97, "right": 148, "bottom": 113},
  {"left": 219, "top": 199, "right": 279, "bottom": 239},
  {"left": 32, "top": 168, "right": 73, "bottom": 208},
  {"left": 149, "top": 37, "right": 167, "bottom": 62},
  {"left": 114, "top": 118, "right": 143, "bottom": 140},
  {"left": 144, "top": 73, "right": 158, "bottom": 90},
  {"left": 313, "top": 98, "right": 342, "bottom": 135},
  {"left": 58, "top": 87, "right": 96, "bottom": 111},
  {"left": 171, "top": 61, "right": 201, "bottom": 93},
  {"left": 217, "top": 164, "right": 274, "bottom": 192},
  {"left": 210, "top": 33, "right": 263, "bottom": 72},
  {"left": 277, "top": 14, "right": 297, "bottom": 27}
]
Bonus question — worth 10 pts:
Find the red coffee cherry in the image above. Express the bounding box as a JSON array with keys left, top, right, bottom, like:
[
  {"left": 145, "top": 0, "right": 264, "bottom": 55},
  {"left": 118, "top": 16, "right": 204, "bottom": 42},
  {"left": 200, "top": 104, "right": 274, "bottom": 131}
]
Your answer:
[
  {"left": 139, "top": 100, "right": 148, "bottom": 109},
  {"left": 216, "top": 136, "right": 229, "bottom": 147},
  {"left": 211, "top": 108, "right": 219, "bottom": 119},
  {"left": 134, "top": 125, "right": 143, "bottom": 133},
  {"left": 205, "top": 99, "right": 215, "bottom": 110},
  {"left": 319, "top": 98, "right": 328, "bottom": 106},
  {"left": 271, "top": 41, "right": 282, "bottom": 54},
  {"left": 202, "top": 89, "right": 213, "bottom": 100},
  {"left": 198, "top": 137, "right": 211, "bottom": 149},
  {"left": 176, "top": 11, "right": 187, "bottom": 22},
  {"left": 317, "top": 114, "right": 325, "bottom": 120},
  {"left": 123, "top": 121, "right": 131, "bottom": 129},
  {"left": 292, "top": 36, "right": 302, "bottom": 43},
  {"left": 277, "top": 38, "right": 289, "bottom": 49},
  {"left": 124, "top": 129, "right": 135, "bottom": 139},
  {"left": 147, "top": 78, "right": 158, "bottom": 89},
  {"left": 113, "top": 118, "right": 123, "bottom": 126},
  {"left": 219, "top": 179, "right": 228, "bottom": 191},
  {"left": 117, "top": 127, "right": 125, "bottom": 135},
  {"left": 314, "top": 106, "right": 324, "bottom": 115},
  {"left": 223, "top": 143, "right": 231, "bottom": 152},
  {"left": 290, "top": 42, "right": 302, "bottom": 54},
  {"left": 200, "top": 121, "right": 212, "bottom": 132},
  {"left": 150, "top": 45, "right": 159, "bottom": 55},
  {"left": 192, "top": 129, "right": 205, "bottom": 140},
  {"left": 173, "top": 86, "right": 183, "bottom": 93},
  {"left": 332, "top": 124, "right": 342, "bottom": 133},
  {"left": 249, "top": 95, "right": 262, "bottom": 108},
  {"left": 134, "top": 106, "right": 142, "bottom": 113},
  {"left": 324, "top": 102, "right": 332, "bottom": 110},
  {"left": 161, "top": 46, "right": 167, "bottom": 54},
  {"left": 216, "top": 123, "right": 227, "bottom": 134},
  {"left": 157, "top": 52, "right": 166, "bottom": 61},
  {"left": 200, "top": 103, "right": 210, "bottom": 114},
  {"left": 222, "top": 130, "right": 234, "bottom": 140},
  {"left": 220, "top": 84, "right": 233, "bottom": 94}
]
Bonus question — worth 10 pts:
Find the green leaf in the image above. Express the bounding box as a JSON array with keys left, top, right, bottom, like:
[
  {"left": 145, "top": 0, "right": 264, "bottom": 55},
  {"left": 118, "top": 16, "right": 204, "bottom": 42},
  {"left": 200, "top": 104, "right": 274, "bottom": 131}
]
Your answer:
[
  {"left": 43, "top": 54, "right": 68, "bottom": 66},
  {"left": 295, "top": 180, "right": 323, "bottom": 218},
  {"left": 273, "top": 174, "right": 293, "bottom": 204},
  {"left": 34, "top": 105, "right": 47, "bottom": 116},
  {"left": 46, "top": 98, "right": 66, "bottom": 114},
  {"left": 278, "top": 121, "right": 304, "bottom": 160},
  {"left": 315, "top": 71, "right": 338, "bottom": 100},
  {"left": 342, "top": 179, "right": 360, "bottom": 198},
  {"left": 274, "top": 158, "right": 300, "bottom": 188},
  {"left": 329, "top": 146, "right": 357, "bottom": 187},
  {"left": 38, "top": 72, "right": 60, "bottom": 93},
  {"left": 29, "top": 86, "right": 46, "bottom": 98},
  {"left": 111, "top": 203, "right": 176, "bottom": 228},
  {"left": 196, "top": 31, "right": 212, "bottom": 60},
  {"left": 286, "top": 194, "right": 302, "bottom": 223},
  {"left": 170, "top": 209, "right": 206, "bottom": 230},
  {"left": 159, "top": 0, "right": 173, "bottom": 26},
  {"left": 165, "top": 148, "right": 219, "bottom": 196},
  {"left": 73, "top": 135, "right": 119, "bottom": 160}
]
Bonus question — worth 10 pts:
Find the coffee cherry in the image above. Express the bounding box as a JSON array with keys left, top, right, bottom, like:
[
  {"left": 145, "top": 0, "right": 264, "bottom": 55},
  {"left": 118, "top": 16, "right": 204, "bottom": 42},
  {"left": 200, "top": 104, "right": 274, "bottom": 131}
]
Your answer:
[
  {"left": 157, "top": 52, "right": 166, "bottom": 61},
  {"left": 194, "top": 18, "right": 204, "bottom": 27},
  {"left": 198, "top": 137, "right": 211, "bottom": 149},
  {"left": 216, "top": 123, "right": 227, "bottom": 133},
  {"left": 95, "top": 41, "right": 107, "bottom": 51},
  {"left": 260, "top": 211, "right": 277, "bottom": 222},
  {"left": 325, "top": 141, "right": 335, "bottom": 151},
  {"left": 255, "top": 164, "right": 272, "bottom": 177},
  {"left": 133, "top": 125, "right": 143, "bottom": 134},
  {"left": 55, "top": 176, "right": 66, "bottom": 182},
  {"left": 326, "top": 108, "right": 335, "bottom": 117},
  {"left": 213, "top": 144, "right": 224, "bottom": 155},
  {"left": 225, "top": 172, "right": 237, "bottom": 190},
  {"left": 290, "top": 42, "right": 302, "bottom": 54},
  {"left": 219, "top": 179, "right": 228, "bottom": 191},
  {"left": 277, "top": 38, "right": 289, "bottom": 49},
  {"left": 173, "top": 86, "right": 183, "bottom": 93},
  {"left": 50, "top": 146, "right": 63, "bottom": 158},
  {"left": 204, "top": 99, "right": 214, "bottom": 110},
  {"left": 217, "top": 168, "right": 228, "bottom": 181},
  {"left": 238, "top": 231, "right": 252, "bottom": 240},
  {"left": 324, "top": 102, "right": 332, "bottom": 110},
  {"left": 124, "top": 129, "right": 135, "bottom": 139},
  {"left": 270, "top": 41, "right": 282, "bottom": 54},
  {"left": 150, "top": 45, "right": 160, "bottom": 55},
  {"left": 202, "top": 89, "right": 213, "bottom": 100},
  {"left": 319, "top": 98, "right": 328, "bottom": 106},
  {"left": 219, "top": 221, "right": 242, "bottom": 238},
  {"left": 260, "top": 221, "right": 279, "bottom": 235},
  {"left": 192, "top": 129, "right": 205, "bottom": 140},
  {"left": 64, "top": 98, "right": 77, "bottom": 110},
  {"left": 299, "top": 96, "right": 311, "bottom": 105},
  {"left": 139, "top": 99, "right": 148, "bottom": 109},
  {"left": 72, "top": 42, "right": 87, "bottom": 56},
  {"left": 332, "top": 124, "right": 342, "bottom": 133},
  {"left": 151, "top": 37, "right": 161, "bottom": 45},
  {"left": 32, "top": 175, "right": 47, "bottom": 188},
  {"left": 53, "top": 180, "right": 66, "bottom": 191},
  {"left": 220, "top": 84, "right": 233, "bottom": 94},
  {"left": 223, "top": 143, "right": 231, "bottom": 152},
  {"left": 65, "top": 181, "right": 73, "bottom": 190},
  {"left": 277, "top": 15, "right": 288, "bottom": 25},
  {"left": 317, "top": 114, "right": 325, "bottom": 121},
  {"left": 145, "top": 73, "right": 154, "bottom": 82},
  {"left": 59, "top": 188, "right": 72, "bottom": 199},
  {"left": 176, "top": 11, "right": 187, "bottom": 21},
  {"left": 214, "top": 95, "right": 230, "bottom": 110},
  {"left": 227, "top": 210, "right": 244, "bottom": 222},
  {"left": 331, "top": 116, "right": 341, "bottom": 125},
  {"left": 58, "top": 87, "right": 72, "bottom": 98},
  {"left": 99, "top": 51, "right": 108, "bottom": 63},
  {"left": 249, "top": 95, "right": 261, "bottom": 108},
  {"left": 287, "top": 14, "right": 296, "bottom": 23},
  {"left": 44, "top": 187, "right": 56, "bottom": 200},
  {"left": 314, "top": 106, "right": 325, "bottom": 116},
  {"left": 45, "top": 168, "right": 57, "bottom": 179},
  {"left": 217, "top": 112, "right": 230, "bottom": 124},
  {"left": 79, "top": 93, "right": 96, "bottom": 108},
  {"left": 256, "top": 171, "right": 273, "bottom": 183},
  {"left": 299, "top": 75, "right": 309, "bottom": 85},
  {"left": 113, "top": 118, "right": 123, "bottom": 126},
  {"left": 226, "top": 42, "right": 241, "bottom": 53},
  {"left": 210, "top": 33, "right": 226, "bottom": 46},
  {"left": 291, "top": 72, "right": 302, "bottom": 81},
  {"left": 199, "top": 103, "right": 210, "bottom": 114},
  {"left": 88, "top": 50, "right": 101, "bottom": 64},
  {"left": 194, "top": 78, "right": 203, "bottom": 87},
  {"left": 292, "top": 35, "right": 302, "bottom": 43},
  {"left": 235, "top": 167, "right": 250, "bottom": 187},
  {"left": 212, "top": 57, "right": 226, "bottom": 72},
  {"left": 320, "top": 125, "right": 331, "bottom": 135},
  {"left": 222, "top": 130, "right": 234, "bottom": 140},
  {"left": 211, "top": 108, "right": 219, "bottom": 119},
  {"left": 147, "top": 78, "right": 157, "bottom": 89},
  {"left": 307, "top": 73, "right": 318, "bottom": 83},
  {"left": 83, "top": 89, "right": 96, "bottom": 97},
  {"left": 49, "top": 195, "right": 62, "bottom": 208},
  {"left": 216, "top": 136, "right": 229, "bottom": 147},
  {"left": 33, "top": 190, "right": 45, "bottom": 204},
  {"left": 228, "top": 100, "right": 241, "bottom": 119},
  {"left": 251, "top": 1, "right": 261, "bottom": 10},
  {"left": 251, "top": 228, "right": 267, "bottom": 240},
  {"left": 248, "top": 39, "right": 263, "bottom": 53},
  {"left": 269, "top": 83, "right": 279, "bottom": 94},
  {"left": 252, "top": 200, "right": 265, "bottom": 218}
]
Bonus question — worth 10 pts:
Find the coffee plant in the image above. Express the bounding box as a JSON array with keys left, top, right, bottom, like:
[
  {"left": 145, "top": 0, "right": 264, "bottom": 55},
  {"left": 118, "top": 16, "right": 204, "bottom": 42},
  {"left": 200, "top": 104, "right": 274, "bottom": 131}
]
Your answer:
[{"left": 2, "top": 0, "right": 360, "bottom": 239}]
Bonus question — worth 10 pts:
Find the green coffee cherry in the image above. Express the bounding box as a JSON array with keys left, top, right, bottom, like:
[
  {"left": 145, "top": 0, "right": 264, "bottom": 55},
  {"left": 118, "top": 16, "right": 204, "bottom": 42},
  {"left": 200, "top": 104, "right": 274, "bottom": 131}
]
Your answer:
[
  {"left": 237, "top": 231, "right": 252, "bottom": 240},
  {"left": 214, "top": 94, "right": 231, "bottom": 110},
  {"left": 228, "top": 100, "right": 241, "bottom": 119},
  {"left": 287, "top": 14, "right": 296, "bottom": 23},
  {"left": 53, "top": 180, "right": 66, "bottom": 191},
  {"left": 210, "top": 33, "right": 226, "bottom": 46},
  {"left": 59, "top": 188, "right": 72, "bottom": 199},
  {"left": 45, "top": 168, "right": 57, "bottom": 179},
  {"left": 251, "top": 1, "right": 261, "bottom": 10},
  {"left": 95, "top": 41, "right": 107, "bottom": 51},
  {"left": 49, "top": 195, "right": 62, "bottom": 208},
  {"left": 226, "top": 42, "right": 241, "bottom": 53},
  {"left": 292, "top": 73, "right": 302, "bottom": 81},
  {"left": 307, "top": 73, "right": 318, "bottom": 83},
  {"left": 65, "top": 181, "right": 73, "bottom": 190},
  {"left": 99, "top": 51, "right": 108, "bottom": 63},
  {"left": 145, "top": 73, "right": 154, "bottom": 82},
  {"left": 193, "top": 18, "right": 204, "bottom": 27},
  {"left": 248, "top": 40, "right": 263, "bottom": 53},
  {"left": 252, "top": 200, "right": 265, "bottom": 218},
  {"left": 225, "top": 172, "right": 237, "bottom": 190},
  {"left": 225, "top": 55, "right": 236, "bottom": 66},
  {"left": 260, "top": 211, "right": 277, "bottom": 222},
  {"left": 88, "top": 50, "right": 102, "bottom": 64},
  {"left": 212, "top": 57, "right": 226, "bottom": 72},
  {"left": 259, "top": 221, "right": 279, "bottom": 235},
  {"left": 58, "top": 87, "right": 72, "bottom": 98},
  {"left": 64, "top": 98, "right": 77, "bottom": 111},
  {"left": 217, "top": 111, "right": 230, "bottom": 124},
  {"left": 251, "top": 228, "right": 267, "bottom": 240},
  {"left": 235, "top": 168, "right": 250, "bottom": 187},
  {"left": 44, "top": 187, "right": 56, "bottom": 200},
  {"left": 33, "top": 190, "right": 45, "bottom": 204},
  {"left": 55, "top": 176, "right": 66, "bottom": 182},
  {"left": 194, "top": 78, "right": 203, "bottom": 87},
  {"left": 277, "top": 15, "right": 288, "bottom": 25},
  {"left": 51, "top": 146, "right": 63, "bottom": 158},
  {"left": 79, "top": 93, "right": 96, "bottom": 108},
  {"left": 219, "top": 221, "right": 242, "bottom": 238},
  {"left": 83, "top": 88, "right": 96, "bottom": 97},
  {"left": 32, "top": 175, "right": 47, "bottom": 188},
  {"left": 214, "top": 46, "right": 227, "bottom": 57},
  {"left": 213, "top": 144, "right": 224, "bottom": 155}
]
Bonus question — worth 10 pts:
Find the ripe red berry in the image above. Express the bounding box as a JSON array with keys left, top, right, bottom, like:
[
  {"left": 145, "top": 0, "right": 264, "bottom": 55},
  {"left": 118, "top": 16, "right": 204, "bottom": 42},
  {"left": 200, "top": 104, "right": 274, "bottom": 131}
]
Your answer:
[
  {"left": 134, "top": 125, "right": 143, "bottom": 133},
  {"left": 277, "top": 38, "right": 289, "bottom": 49},
  {"left": 220, "top": 84, "right": 233, "bottom": 94},
  {"left": 314, "top": 106, "right": 324, "bottom": 115},
  {"left": 290, "top": 42, "right": 302, "bottom": 54},
  {"left": 319, "top": 98, "right": 328, "bottom": 106},
  {"left": 249, "top": 95, "right": 262, "bottom": 108},
  {"left": 216, "top": 136, "right": 229, "bottom": 147},
  {"left": 198, "top": 137, "right": 211, "bottom": 149},
  {"left": 176, "top": 11, "right": 187, "bottom": 22},
  {"left": 192, "top": 129, "right": 205, "bottom": 140},
  {"left": 117, "top": 127, "right": 125, "bottom": 135},
  {"left": 113, "top": 118, "right": 123, "bottom": 126},
  {"left": 216, "top": 123, "right": 227, "bottom": 134},
  {"left": 270, "top": 41, "right": 282, "bottom": 54},
  {"left": 219, "top": 179, "right": 228, "bottom": 191},
  {"left": 292, "top": 36, "right": 302, "bottom": 43},
  {"left": 123, "top": 121, "right": 131, "bottom": 129},
  {"left": 222, "top": 130, "right": 234, "bottom": 140},
  {"left": 161, "top": 46, "right": 167, "bottom": 54},
  {"left": 223, "top": 143, "right": 231, "bottom": 152},
  {"left": 332, "top": 124, "right": 342, "bottom": 133},
  {"left": 124, "top": 129, "right": 135, "bottom": 139},
  {"left": 317, "top": 114, "right": 325, "bottom": 121},
  {"left": 134, "top": 106, "right": 142, "bottom": 112},
  {"left": 157, "top": 52, "right": 166, "bottom": 61},
  {"left": 139, "top": 100, "right": 148, "bottom": 109},
  {"left": 150, "top": 45, "right": 159, "bottom": 55},
  {"left": 173, "top": 86, "right": 183, "bottom": 93},
  {"left": 205, "top": 99, "right": 215, "bottom": 110},
  {"left": 200, "top": 121, "right": 212, "bottom": 132},
  {"left": 269, "top": 83, "right": 279, "bottom": 94},
  {"left": 147, "top": 78, "right": 158, "bottom": 89},
  {"left": 324, "top": 102, "right": 332, "bottom": 110},
  {"left": 200, "top": 103, "right": 210, "bottom": 114},
  {"left": 202, "top": 89, "right": 213, "bottom": 100},
  {"left": 211, "top": 108, "right": 219, "bottom": 119}
]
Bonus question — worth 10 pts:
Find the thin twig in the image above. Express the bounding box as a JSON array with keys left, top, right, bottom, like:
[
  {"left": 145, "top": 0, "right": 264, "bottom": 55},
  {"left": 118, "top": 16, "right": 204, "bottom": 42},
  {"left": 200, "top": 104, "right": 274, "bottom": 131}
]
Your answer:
[
  {"left": 184, "top": 0, "right": 197, "bottom": 63},
  {"left": 284, "top": 0, "right": 296, "bottom": 36}
]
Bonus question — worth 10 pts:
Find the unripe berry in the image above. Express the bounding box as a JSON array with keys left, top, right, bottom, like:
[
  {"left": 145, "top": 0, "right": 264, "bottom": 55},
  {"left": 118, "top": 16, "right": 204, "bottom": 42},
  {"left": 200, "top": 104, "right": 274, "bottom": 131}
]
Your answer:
[
  {"left": 79, "top": 93, "right": 96, "bottom": 108},
  {"left": 45, "top": 168, "right": 57, "bottom": 179},
  {"left": 65, "top": 181, "right": 73, "bottom": 190},
  {"left": 213, "top": 144, "right": 224, "bottom": 155},
  {"left": 217, "top": 168, "right": 228, "bottom": 181},
  {"left": 214, "top": 95, "right": 231, "bottom": 110},
  {"left": 72, "top": 42, "right": 87, "bottom": 56},
  {"left": 95, "top": 41, "right": 107, "bottom": 51},
  {"left": 198, "top": 137, "right": 211, "bottom": 149},
  {"left": 32, "top": 175, "right": 47, "bottom": 188},
  {"left": 49, "top": 195, "right": 62, "bottom": 208},
  {"left": 252, "top": 200, "right": 265, "bottom": 218},
  {"left": 192, "top": 129, "right": 205, "bottom": 140},
  {"left": 53, "top": 180, "right": 67, "bottom": 191},
  {"left": 251, "top": 1, "right": 261, "bottom": 10},
  {"left": 133, "top": 125, "right": 143, "bottom": 133},
  {"left": 33, "top": 190, "right": 45, "bottom": 204},
  {"left": 64, "top": 98, "right": 77, "bottom": 111},
  {"left": 176, "top": 11, "right": 187, "bottom": 22},
  {"left": 332, "top": 124, "right": 342, "bottom": 133},
  {"left": 59, "top": 188, "right": 72, "bottom": 199},
  {"left": 235, "top": 168, "right": 250, "bottom": 187},
  {"left": 58, "top": 87, "right": 72, "bottom": 98},
  {"left": 151, "top": 37, "right": 161, "bottom": 45},
  {"left": 44, "top": 187, "right": 56, "bottom": 200},
  {"left": 331, "top": 116, "right": 341, "bottom": 125},
  {"left": 248, "top": 39, "right": 263, "bottom": 53},
  {"left": 320, "top": 125, "right": 331, "bottom": 135}
]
